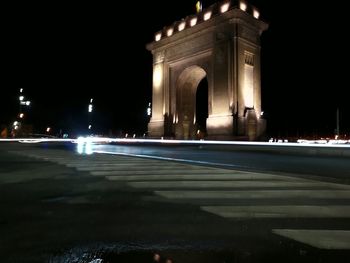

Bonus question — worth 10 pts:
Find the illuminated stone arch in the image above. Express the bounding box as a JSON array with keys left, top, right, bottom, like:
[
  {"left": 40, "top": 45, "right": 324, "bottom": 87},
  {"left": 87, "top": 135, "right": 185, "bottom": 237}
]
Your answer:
[{"left": 147, "top": 0, "right": 268, "bottom": 140}]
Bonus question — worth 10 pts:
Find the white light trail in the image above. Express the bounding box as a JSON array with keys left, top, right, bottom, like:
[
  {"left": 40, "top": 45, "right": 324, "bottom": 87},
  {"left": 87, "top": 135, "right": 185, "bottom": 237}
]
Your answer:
[{"left": 0, "top": 137, "right": 349, "bottom": 149}]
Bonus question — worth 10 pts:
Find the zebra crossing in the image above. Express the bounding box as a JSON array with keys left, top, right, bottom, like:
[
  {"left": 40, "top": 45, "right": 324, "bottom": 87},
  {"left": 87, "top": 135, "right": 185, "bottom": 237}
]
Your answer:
[{"left": 9, "top": 148, "right": 350, "bottom": 249}]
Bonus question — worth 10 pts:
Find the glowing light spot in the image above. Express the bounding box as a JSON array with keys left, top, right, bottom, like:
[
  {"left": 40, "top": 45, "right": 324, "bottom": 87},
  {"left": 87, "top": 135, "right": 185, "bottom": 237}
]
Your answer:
[
  {"left": 19, "top": 96, "right": 24, "bottom": 101},
  {"left": 178, "top": 21, "right": 186, "bottom": 31},
  {"left": 19, "top": 113, "right": 24, "bottom": 118},
  {"left": 220, "top": 2, "right": 230, "bottom": 13},
  {"left": 155, "top": 33, "right": 162, "bottom": 41},
  {"left": 46, "top": 127, "right": 51, "bottom": 132},
  {"left": 76, "top": 136, "right": 94, "bottom": 155},
  {"left": 153, "top": 253, "right": 161, "bottom": 262},
  {"left": 240, "top": 2, "right": 247, "bottom": 11},
  {"left": 196, "top": 1, "right": 202, "bottom": 13},
  {"left": 85, "top": 141, "right": 93, "bottom": 155},
  {"left": 147, "top": 102, "right": 152, "bottom": 116},
  {"left": 77, "top": 137, "right": 84, "bottom": 154},
  {"left": 190, "top": 17, "right": 197, "bottom": 27},
  {"left": 253, "top": 9, "right": 260, "bottom": 19},
  {"left": 167, "top": 28, "right": 173, "bottom": 36},
  {"left": 203, "top": 11, "right": 212, "bottom": 21}
]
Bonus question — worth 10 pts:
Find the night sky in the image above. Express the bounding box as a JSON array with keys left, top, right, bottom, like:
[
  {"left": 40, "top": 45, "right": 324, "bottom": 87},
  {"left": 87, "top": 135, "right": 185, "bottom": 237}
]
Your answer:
[{"left": 1, "top": 1, "right": 349, "bottom": 138}]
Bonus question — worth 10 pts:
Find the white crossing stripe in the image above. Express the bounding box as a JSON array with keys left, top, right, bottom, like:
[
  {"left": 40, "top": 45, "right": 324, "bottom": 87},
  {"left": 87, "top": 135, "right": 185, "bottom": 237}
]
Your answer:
[
  {"left": 272, "top": 229, "right": 350, "bottom": 249},
  {"left": 106, "top": 174, "right": 310, "bottom": 182},
  {"left": 76, "top": 166, "right": 217, "bottom": 172},
  {"left": 128, "top": 181, "right": 350, "bottom": 189},
  {"left": 201, "top": 205, "right": 350, "bottom": 218},
  {"left": 65, "top": 162, "right": 186, "bottom": 168},
  {"left": 155, "top": 190, "right": 350, "bottom": 199},
  {"left": 91, "top": 170, "right": 242, "bottom": 176}
]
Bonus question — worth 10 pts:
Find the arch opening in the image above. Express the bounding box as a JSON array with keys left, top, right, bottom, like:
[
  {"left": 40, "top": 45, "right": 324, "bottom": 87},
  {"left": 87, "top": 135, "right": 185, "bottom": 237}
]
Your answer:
[
  {"left": 195, "top": 78, "right": 208, "bottom": 139},
  {"left": 175, "top": 66, "right": 207, "bottom": 139}
]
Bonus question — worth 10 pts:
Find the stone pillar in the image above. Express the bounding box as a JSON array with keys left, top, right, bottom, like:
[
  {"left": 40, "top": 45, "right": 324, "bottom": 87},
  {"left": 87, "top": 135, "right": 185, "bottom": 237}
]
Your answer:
[
  {"left": 148, "top": 51, "right": 165, "bottom": 137},
  {"left": 207, "top": 37, "right": 233, "bottom": 138}
]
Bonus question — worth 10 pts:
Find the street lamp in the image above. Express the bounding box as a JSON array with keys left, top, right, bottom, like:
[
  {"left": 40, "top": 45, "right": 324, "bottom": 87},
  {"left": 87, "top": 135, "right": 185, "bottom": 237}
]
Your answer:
[{"left": 14, "top": 88, "right": 31, "bottom": 137}]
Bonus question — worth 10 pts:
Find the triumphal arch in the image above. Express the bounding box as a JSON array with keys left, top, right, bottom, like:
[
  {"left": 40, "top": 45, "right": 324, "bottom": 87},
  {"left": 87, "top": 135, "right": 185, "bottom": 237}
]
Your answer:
[{"left": 147, "top": 0, "right": 268, "bottom": 140}]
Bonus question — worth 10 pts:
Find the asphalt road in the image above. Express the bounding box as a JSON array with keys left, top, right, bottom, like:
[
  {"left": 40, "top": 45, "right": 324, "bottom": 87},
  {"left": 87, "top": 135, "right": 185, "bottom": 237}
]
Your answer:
[{"left": 1, "top": 142, "right": 350, "bottom": 263}]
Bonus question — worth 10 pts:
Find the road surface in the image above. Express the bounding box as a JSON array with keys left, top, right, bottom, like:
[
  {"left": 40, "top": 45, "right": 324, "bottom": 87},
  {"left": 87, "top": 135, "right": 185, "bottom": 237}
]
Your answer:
[{"left": 0, "top": 142, "right": 350, "bottom": 263}]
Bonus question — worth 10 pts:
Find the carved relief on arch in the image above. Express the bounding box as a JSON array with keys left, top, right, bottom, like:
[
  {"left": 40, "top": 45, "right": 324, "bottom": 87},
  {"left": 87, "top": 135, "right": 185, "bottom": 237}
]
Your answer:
[{"left": 154, "top": 50, "right": 165, "bottom": 64}]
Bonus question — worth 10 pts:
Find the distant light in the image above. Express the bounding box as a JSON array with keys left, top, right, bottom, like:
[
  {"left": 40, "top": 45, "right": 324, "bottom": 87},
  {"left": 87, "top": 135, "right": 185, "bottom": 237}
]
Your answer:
[
  {"left": 240, "top": 2, "right": 247, "bottom": 11},
  {"left": 178, "top": 21, "right": 186, "bottom": 31},
  {"left": 147, "top": 102, "right": 152, "bottom": 116},
  {"left": 25, "top": 101, "right": 31, "bottom": 106},
  {"left": 20, "top": 88, "right": 23, "bottom": 93},
  {"left": 90, "top": 98, "right": 93, "bottom": 103},
  {"left": 196, "top": 1, "right": 202, "bottom": 13},
  {"left": 19, "top": 113, "right": 24, "bottom": 118},
  {"left": 253, "top": 9, "right": 260, "bottom": 19},
  {"left": 13, "top": 121, "right": 18, "bottom": 126},
  {"left": 155, "top": 32, "right": 162, "bottom": 41},
  {"left": 220, "top": 2, "right": 230, "bottom": 13},
  {"left": 167, "top": 28, "right": 173, "bottom": 37},
  {"left": 46, "top": 127, "right": 51, "bottom": 133},
  {"left": 88, "top": 104, "right": 93, "bottom": 112},
  {"left": 203, "top": 11, "right": 212, "bottom": 21},
  {"left": 261, "top": 111, "right": 264, "bottom": 116},
  {"left": 19, "top": 96, "right": 24, "bottom": 101},
  {"left": 88, "top": 125, "right": 92, "bottom": 130},
  {"left": 190, "top": 17, "right": 197, "bottom": 27},
  {"left": 14, "top": 125, "right": 19, "bottom": 130}
]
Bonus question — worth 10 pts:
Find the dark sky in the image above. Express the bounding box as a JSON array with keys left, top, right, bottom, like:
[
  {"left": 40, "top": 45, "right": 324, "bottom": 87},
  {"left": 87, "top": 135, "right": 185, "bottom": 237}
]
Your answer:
[{"left": 1, "top": 1, "right": 349, "bottom": 138}]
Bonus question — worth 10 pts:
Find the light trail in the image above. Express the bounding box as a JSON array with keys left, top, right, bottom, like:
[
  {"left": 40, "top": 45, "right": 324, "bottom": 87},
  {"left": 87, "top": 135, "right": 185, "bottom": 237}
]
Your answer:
[{"left": 0, "top": 137, "right": 349, "bottom": 148}]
